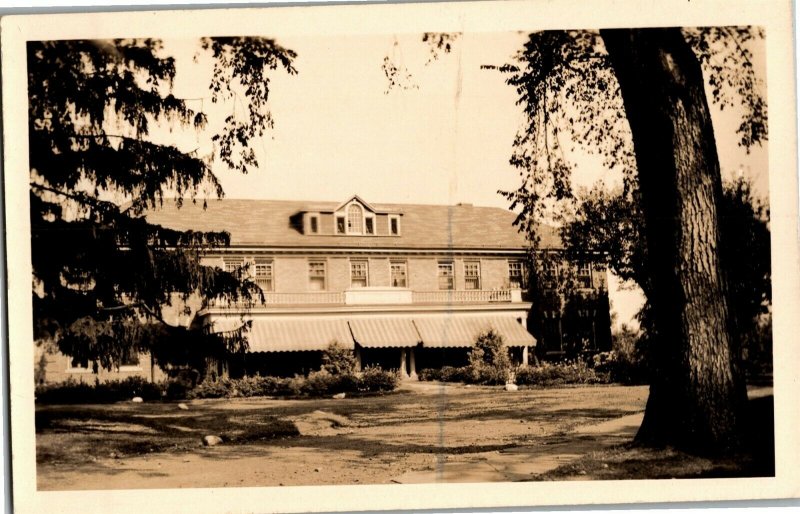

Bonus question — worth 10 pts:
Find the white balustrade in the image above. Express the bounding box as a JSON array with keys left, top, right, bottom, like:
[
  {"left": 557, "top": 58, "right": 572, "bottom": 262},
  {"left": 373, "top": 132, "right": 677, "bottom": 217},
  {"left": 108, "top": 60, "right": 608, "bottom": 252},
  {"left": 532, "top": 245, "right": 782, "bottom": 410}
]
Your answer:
[{"left": 208, "top": 289, "right": 521, "bottom": 309}]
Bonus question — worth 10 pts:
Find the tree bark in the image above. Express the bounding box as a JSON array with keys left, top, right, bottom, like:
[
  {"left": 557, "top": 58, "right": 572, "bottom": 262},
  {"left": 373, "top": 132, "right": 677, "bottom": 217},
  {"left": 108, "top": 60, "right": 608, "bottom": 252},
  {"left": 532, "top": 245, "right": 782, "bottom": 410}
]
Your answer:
[{"left": 600, "top": 28, "right": 748, "bottom": 453}]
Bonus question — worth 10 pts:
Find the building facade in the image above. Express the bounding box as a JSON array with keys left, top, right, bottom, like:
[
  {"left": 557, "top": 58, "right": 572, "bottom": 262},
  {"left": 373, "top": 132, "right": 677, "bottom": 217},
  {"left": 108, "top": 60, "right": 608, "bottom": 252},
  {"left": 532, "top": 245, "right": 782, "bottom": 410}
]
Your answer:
[{"left": 36, "top": 195, "right": 612, "bottom": 383}]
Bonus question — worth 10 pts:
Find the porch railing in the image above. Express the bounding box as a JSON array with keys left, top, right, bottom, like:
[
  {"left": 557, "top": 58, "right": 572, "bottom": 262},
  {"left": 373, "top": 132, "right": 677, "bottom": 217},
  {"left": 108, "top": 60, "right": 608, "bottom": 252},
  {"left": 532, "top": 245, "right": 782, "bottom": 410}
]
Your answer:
[
  {"left": 411, "top": 289, "right": 512, "bottom": 304},
  {"left": 206, "top": 289, "right": 520, "bottom": 309}
]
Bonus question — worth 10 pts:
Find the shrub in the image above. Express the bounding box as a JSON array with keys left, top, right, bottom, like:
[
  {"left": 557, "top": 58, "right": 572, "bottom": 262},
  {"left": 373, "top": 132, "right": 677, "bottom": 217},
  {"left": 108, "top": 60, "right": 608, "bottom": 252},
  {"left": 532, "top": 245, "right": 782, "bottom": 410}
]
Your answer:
[
  {"left": 467, "top": 329, "right": 512, "bottom": 385},
  {"left": 321, "top": 341, "right": 357, "bottom": 376},
  {"left": 360, "top": 366, "right": 398, "bottom": 392},
  {"left": 188, "top": 378, "right": 233, "bottom": 399},
  {"left": 35, "top": 376, "right": 165, "bottom": 404},
  {"left": 515, "top": 359, "right": 609, "bottom": 387},
  {"left": 417, "top": 368, "right": 441, "bottom": 381}
]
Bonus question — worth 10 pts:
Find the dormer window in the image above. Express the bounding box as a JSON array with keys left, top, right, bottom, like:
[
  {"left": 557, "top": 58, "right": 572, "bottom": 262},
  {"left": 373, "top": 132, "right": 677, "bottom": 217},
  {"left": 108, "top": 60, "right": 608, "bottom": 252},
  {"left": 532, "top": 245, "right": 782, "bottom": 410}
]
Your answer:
[
  {"left": 389, "top": 215, "right": 401, "bottom": 235},
  {"left": 365, "top": 216, "right": 374, "bottom": 235},
  {"left": 347, "top": 204, "right": 363, "bottom": 234},
  {"left": 309, "top": 215, "right": 319, "bottom": 234},
  {"left": 336, "top": 216, "right": 346, "bottom": 234}
]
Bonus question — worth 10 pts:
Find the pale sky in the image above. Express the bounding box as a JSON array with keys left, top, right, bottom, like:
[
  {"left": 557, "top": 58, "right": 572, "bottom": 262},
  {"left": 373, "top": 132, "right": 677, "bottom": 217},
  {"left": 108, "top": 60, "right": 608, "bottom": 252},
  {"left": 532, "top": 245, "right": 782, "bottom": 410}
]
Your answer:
[{"left": 156, "top": 31, "right": 769, "bottom": 330}]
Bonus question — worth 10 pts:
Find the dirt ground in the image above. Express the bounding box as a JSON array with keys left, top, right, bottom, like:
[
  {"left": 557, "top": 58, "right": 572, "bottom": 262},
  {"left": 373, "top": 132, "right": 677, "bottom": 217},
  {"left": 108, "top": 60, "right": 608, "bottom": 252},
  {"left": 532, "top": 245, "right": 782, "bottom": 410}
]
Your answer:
[{"left": 35, "top": 382, "right": 772, "bottom": 490}]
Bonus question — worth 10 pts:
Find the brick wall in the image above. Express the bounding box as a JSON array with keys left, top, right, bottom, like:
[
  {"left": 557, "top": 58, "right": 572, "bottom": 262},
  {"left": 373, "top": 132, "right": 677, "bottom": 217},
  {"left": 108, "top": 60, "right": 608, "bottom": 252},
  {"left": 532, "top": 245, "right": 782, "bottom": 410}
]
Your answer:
[
  {"left": 274, "top": 257, "right": 309, "bottom": 293},
  {"left": 368, "top": 257, "right": 391, "bottom": 287},
  {"left": 482, "top": 258, "right": 510, "bottom": 289},
  {"left": 408, "top": 257, "right": 438, "bottom": 290},
  {"left": 203, "top": 253, "right": 525, "bottom": 293},
  {"left": 35, "top": 348, "right": 167, "bottom": 385}
]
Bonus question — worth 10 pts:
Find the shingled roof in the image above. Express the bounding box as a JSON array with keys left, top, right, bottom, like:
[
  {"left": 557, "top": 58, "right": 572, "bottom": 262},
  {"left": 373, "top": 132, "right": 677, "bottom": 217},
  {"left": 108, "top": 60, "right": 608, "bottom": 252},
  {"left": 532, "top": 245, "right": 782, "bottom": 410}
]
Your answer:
[{"left": 144, "top": 198, "right": 562, "bottom": 250}]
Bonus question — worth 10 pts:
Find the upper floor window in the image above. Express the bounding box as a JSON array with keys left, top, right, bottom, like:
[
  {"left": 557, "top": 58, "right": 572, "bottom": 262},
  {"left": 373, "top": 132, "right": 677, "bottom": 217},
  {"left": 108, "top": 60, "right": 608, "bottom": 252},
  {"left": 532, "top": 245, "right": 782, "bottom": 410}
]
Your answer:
[
  {"left": 389, "top": 215, "right": 401, "bottom": 235},
  {"left": 577, "top": 262, "right": 592, "bottom": 289},
  {"left": 508, "top": 260, "right": 527, "bottom": 289},
  {"left": 390, "top": 261, "right": 407, "bottom": 288},
  {"left": 350, "top": 260, "right": 369, "bottom": 288},
  {"left": 464, "top": 261, "right": 481, "bottom": 290},
  {"left": 542, "top": 261, "right": 558, "bottom": 290},
  {"left": 365, "top": 216, "right": 375, "bottom": 235},
  {"left": 309, "top": 261, "right": 326, "bottom": 291},
  {"left": 254, "top": 260, "right": 274, "bottom": 292},
  {"left": 223, "top": 257, "right": 243, "bottom": 275},
  {"left": 309, "top": 215, "right": 319, "bottom": 234},
  {"left": 347, "top": 204, "right": 363, "bottom": 234},
  {"left": 336, "top": 216, "right": 346, "bottom": 234},
  {"left": 438, "top": 261, "right": 454, "bottom": 290}
]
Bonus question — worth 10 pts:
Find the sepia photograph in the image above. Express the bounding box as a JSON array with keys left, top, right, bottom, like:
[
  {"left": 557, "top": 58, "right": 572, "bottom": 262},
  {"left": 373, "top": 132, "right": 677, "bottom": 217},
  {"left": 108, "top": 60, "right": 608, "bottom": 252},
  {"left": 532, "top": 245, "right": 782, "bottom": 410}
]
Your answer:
[{"left": 2, "top": 1, "right": 799, "bottom": 513}]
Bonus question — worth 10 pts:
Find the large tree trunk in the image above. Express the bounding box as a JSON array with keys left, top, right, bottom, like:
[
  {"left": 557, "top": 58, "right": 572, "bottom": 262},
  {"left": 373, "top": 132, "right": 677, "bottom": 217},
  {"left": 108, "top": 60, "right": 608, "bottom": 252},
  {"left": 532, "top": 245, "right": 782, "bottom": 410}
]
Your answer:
[{"left": 600, "top": 28, "right": 748, "bottom": 453}]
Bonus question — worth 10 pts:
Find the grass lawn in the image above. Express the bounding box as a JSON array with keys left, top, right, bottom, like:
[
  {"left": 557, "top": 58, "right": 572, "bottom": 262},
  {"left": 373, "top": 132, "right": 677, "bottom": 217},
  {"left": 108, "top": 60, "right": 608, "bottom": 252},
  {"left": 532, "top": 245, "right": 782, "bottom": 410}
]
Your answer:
[{"left": 35, "top": 382, "right": 773, "bottom": 489}]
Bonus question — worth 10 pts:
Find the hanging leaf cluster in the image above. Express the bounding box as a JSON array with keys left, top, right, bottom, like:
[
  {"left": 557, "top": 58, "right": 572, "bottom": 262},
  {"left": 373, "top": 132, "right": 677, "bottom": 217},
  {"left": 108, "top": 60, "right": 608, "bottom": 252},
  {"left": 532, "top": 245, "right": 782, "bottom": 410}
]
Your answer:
[{"left": 29, "top": 38, "right": 296, "bottom": 370}]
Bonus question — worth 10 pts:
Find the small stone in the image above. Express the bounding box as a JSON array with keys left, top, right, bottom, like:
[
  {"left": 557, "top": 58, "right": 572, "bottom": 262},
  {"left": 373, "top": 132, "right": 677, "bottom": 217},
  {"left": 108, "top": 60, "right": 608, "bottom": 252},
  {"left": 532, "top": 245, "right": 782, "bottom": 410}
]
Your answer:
[
  {"left": 178, "top": 403, "right": 189, "bottom": 410},
  {"left": 579, "top": 470, "right": 587, "bottom": 475},
  {"left": 602, "top": 463, "right": 609, "bottom": 469},
  {"left": 131, "top": 397, "right": 144, "bottom": 403},
  {"left": 332, "top": 392, "right": 346, "bottom": 399},
  {"left": 504, "top": 383, "right": 519, "bottom": 392},
  {"left": 109, "top": 452, "right": 118, "bottom": 459},
  {"left": 203, "top": 435, "right": 223, "bottom": 446},
  {"left": 314, "top": 467, "right": 321, "bottom": 472}
]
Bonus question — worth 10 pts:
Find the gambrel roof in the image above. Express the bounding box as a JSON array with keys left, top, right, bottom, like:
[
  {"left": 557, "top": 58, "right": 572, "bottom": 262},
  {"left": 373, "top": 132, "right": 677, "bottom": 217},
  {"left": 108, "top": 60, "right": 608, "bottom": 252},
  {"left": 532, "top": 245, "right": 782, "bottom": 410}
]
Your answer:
[{"left": 144, "top": 198, "right": 562, "bottom": 250}]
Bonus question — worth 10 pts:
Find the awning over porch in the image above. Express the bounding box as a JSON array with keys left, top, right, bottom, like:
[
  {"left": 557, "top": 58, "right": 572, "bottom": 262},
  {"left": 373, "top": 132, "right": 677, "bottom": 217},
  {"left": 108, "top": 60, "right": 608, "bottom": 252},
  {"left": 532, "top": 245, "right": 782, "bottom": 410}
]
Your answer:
[
  {"left": 241, "top": 319, "right": 355, "bottom": 352},
  {"left": 348, "top": 318, "right": 422, "bottom": 348},
  {"left": 413, "top": 315, "right": 536, "bottom": 348}
]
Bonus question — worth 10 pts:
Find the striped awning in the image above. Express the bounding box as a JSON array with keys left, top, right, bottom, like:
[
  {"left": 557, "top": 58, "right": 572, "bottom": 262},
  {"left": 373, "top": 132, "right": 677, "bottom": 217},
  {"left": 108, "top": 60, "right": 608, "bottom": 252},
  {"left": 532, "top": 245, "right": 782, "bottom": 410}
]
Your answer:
[
  {"left": 348, "top": 318, "right": 422, "bottom": 348},
  {"left": 247, "top": 319, "right": 355, "bottom": 352},
  {"left": 413, "top": 316, "right": 536, "bottom": 348}
]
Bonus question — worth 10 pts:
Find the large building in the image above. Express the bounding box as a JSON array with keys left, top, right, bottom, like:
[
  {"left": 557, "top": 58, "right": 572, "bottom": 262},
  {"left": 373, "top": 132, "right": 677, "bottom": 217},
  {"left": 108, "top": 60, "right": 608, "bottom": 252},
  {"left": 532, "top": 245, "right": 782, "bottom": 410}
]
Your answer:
[{"left": 35, "top": 195, "right": 612, "bottom": 383}]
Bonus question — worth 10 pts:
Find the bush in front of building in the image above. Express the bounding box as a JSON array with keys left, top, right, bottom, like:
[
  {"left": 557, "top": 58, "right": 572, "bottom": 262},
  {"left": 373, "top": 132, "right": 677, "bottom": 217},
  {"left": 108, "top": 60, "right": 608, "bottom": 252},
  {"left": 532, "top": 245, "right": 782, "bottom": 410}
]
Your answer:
[
  {"left": 514, "top": 359, "right": 608, "bottom": 386},
  {"left": 35, "top": 376, "right": 164, "bottom": 404},
  {"left": 320, "top": 341, "right": 358, "bottom": 376},
  {"left": 186, "top": 367, "right": 398, "bottom": 399},
  {"left": 467, "top": 329, "right": 513, "bottom": 385},
  {"left": 360, "top": 365, "right": 398, "bottom": 392}
]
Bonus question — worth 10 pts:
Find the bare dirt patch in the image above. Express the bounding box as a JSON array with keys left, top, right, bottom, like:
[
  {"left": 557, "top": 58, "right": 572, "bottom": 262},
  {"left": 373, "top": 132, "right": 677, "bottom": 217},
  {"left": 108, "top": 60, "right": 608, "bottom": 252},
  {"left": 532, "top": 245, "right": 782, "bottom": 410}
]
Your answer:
[{"left": 36, "top": 384, "right": 771, "bottom": 489}]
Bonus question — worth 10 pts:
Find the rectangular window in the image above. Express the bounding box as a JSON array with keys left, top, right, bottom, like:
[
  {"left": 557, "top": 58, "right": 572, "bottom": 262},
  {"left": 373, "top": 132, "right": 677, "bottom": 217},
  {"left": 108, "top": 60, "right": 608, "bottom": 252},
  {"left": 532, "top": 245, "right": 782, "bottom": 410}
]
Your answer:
[
  {"left": 309, "top": 261, "right": 326, "bottom": 291},
  {"left": 119, "top": 349, "right": 141, "bottom": 370},
  {"left": 350, "top": 261, "right": 368, "bottom": 288},
  {"left": 542, "top": 261, "right": 558, "bottom": 290},
  {"left": 69, "top": 356, "right": 89, "bottom": 370},
  {"left": 508, "top": 260, "right": 527, "bottom": 289},
  {"left": 464, "top": 261, "right": 481, "bottom": 290},
  {"left": 390, "top": 261, "right": 407, "bottom": 288},
  {"left": 438, "top": 262, "right": 454, "bottom": 290},
  {"left": 365, "top": 217, "right": 374, "bottom": 235},
  {"left": 223, "top": 258, "right": 243, "bottom": 275},
  {"left": 309, "top": 215, "right": 319, "bottom": 234},
  {"left": 254, "top": 260, "right": 274, "bottom": 292},
  {"left": 389, "top": 215, "right": 400, "bottom": 235},
  {"left": 336, "top": 217, "right": 346, "bottom": 234},
  {"left": 577, "top": 262, "right": 592, "bottom": 289}
]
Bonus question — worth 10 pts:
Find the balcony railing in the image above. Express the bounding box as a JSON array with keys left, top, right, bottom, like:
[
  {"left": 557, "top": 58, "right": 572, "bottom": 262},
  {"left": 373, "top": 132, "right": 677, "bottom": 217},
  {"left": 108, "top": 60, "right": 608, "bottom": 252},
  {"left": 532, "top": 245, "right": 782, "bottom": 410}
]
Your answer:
[
  {"left": 207, "top": 292, "right": 345, "bottom": 308},
  {"left": 205, "top": 288, "right": 522, "bottom": 309},
  {"left": 412, "top": 289, "right": 512, "bottom": 304}
]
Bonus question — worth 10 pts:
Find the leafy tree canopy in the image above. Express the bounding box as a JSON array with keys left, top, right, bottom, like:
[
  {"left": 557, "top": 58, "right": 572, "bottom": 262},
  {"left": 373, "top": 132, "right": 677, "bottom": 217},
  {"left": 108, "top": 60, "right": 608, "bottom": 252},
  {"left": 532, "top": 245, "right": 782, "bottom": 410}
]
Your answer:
[{"left": 29, "top": 37, "right": 297, "bottom": 370}]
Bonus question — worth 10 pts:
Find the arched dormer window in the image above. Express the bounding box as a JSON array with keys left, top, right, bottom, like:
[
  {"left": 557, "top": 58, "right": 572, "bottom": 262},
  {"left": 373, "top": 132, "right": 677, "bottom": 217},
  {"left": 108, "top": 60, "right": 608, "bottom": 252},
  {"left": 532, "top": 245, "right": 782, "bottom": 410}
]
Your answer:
[{"left": 347, "top": 204, "right": 363, "bottom": 234}]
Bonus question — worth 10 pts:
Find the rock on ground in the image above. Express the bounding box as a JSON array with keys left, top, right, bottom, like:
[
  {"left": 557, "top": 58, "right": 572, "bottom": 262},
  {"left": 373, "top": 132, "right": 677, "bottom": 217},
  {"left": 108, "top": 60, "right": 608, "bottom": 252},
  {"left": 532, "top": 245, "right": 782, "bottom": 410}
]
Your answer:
[{"left": 203, "top": 435, "right": 223, "bottom": 446}]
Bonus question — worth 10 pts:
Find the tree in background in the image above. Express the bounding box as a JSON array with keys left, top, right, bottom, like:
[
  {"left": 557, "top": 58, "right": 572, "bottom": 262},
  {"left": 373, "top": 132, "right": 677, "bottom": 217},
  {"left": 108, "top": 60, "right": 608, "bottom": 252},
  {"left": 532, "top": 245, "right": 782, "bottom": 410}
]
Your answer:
[
  {"left": 29, "top": 38, "right": 297, "bottom": 373},
  {"left": 488, "top": 27, "right": 767, "bottom": 453},
  {"left": 562, "top": 176, "right": 772, "bottom": 373}
]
